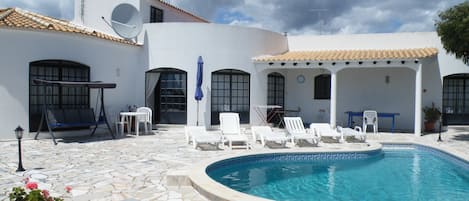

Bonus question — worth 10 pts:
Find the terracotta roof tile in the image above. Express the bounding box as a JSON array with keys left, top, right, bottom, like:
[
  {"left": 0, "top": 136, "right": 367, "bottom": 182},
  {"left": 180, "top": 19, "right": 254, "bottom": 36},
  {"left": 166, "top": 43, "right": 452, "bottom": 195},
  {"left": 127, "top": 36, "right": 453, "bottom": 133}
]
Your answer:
[
  {"left": 254, "top": 48, "right": 438, "bottom": 62},
  {"left": 0, "top": 8, "right": 139, "bottom": 46}
]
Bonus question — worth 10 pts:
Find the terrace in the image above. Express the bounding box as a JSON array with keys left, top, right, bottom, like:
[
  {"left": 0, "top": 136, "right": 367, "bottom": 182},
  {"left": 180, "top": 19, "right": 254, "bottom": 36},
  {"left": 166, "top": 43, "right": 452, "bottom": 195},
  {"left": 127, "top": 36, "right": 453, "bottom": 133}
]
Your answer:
[{"left": 0, "top": 127, "right": 468, "bottom": 200}]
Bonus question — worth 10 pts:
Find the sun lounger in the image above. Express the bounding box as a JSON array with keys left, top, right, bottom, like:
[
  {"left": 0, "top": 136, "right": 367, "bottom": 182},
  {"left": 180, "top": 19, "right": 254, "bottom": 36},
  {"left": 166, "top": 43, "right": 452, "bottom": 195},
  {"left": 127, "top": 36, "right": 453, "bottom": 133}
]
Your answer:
[
  {"left": 338, "top": 126, "right": 367, "bottom": 142},
  {"left": 283, "top": 117, "right": 319, "bottom": 146},
  {"left": 251, "top": 126, "right": 289, "bottom": 147},
  {"left": 219, "top": 113, "right": 249, "bottom": 149},
  {"left": 185, "top": 126, "right": 223, "bottom": 149},
  {"left": 309, "top": 123, "right": 344, "bottom": 143}
]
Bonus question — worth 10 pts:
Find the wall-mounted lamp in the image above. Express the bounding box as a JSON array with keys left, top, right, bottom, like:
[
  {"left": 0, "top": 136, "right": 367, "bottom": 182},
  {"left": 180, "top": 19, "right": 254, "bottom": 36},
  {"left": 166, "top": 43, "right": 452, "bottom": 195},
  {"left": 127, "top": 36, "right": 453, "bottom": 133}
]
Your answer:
[
  {"left": 306, "top": 62, "right": 310, "bottom": 66},
  {"left": 268, "top": 62, "right": 274, "bottom": 66},
  {"left": 414, "top": 59, "right": 419, "bottom": 64},
  {"left": 293, "top": 62, "right": 298, "bottom": 66},
  {"left": 332, "top": 62, "right": 336, "bottom": 66},
  {"left": 386, "top": 61, "right": 391, "bottom": 64},
  {"left": 373, "top": 61, "right": 377, "bottom": 64},
  {"left": 281, "top": 62, "right": 285, "bottom": 66},
  {"left": 401, "top": 61, "right": 406, "bottom": 64},
  {"left": 385, "top": 75, "right": 390, "bottom": 84},
  {"left": 318, "top": 62, "right": 323, "bottom": 66},
  {"left": 358, "top": 61, "right": 363, "bottom": 65},
  {"left": 345, "top": 61, "right": 350, "bottom": 65}
]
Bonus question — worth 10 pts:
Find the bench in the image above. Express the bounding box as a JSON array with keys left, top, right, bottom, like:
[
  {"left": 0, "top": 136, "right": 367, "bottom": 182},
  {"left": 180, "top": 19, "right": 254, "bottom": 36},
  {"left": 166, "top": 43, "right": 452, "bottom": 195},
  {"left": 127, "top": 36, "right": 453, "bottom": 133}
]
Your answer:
[{"left": 35, "top": 108, "right": 108, "bottom": 144}]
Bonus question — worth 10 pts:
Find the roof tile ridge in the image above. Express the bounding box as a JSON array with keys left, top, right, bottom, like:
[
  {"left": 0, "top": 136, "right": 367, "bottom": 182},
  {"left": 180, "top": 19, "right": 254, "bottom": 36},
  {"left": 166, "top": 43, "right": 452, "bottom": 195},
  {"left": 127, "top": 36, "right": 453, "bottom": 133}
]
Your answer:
[
  {"left": 0, "top": 8, "right": 14, "bottom": 20},
  {"left": 14, "top": 8, "right": 52, "bottom": 28}
]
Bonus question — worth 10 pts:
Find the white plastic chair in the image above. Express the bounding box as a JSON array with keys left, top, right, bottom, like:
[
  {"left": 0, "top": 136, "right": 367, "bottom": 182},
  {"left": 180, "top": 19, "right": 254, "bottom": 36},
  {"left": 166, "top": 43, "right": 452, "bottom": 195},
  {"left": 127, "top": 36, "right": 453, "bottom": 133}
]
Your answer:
[
  {"left": 283, "top": 117, "right": 319, "bottom": 146},
  {"left": 310, "top": 123, "right": 344, "bottom": 143},
  {"left": 219, "top": 113, "right": 249, "bottom": 149},
  {"left": 185, "top": 126, "right": 222, "bottom": 149},
  {"left": 363, "top": 110, "right": 378, "bottom": 134},
  {"left": 136, "top": 107, "right": 152, "bottom": 134},
  {"left": 251, "top": 126, "right": 289, "bottom": 147}
]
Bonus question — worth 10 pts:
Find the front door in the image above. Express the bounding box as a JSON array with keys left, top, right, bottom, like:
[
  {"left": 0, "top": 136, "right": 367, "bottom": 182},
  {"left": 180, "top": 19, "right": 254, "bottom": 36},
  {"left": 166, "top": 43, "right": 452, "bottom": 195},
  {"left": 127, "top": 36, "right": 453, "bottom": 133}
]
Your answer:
[{"left": 443, "top": 74, "right": 469, "bottom": 125}]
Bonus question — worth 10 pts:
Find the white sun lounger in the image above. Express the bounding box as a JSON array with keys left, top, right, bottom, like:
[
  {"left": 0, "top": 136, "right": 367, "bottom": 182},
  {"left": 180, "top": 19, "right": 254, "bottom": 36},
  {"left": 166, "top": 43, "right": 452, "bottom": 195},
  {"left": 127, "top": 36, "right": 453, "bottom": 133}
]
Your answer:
[
  {"left": 219, "top": 113, "right": 249, "bottom": 149},
  {"left": 185, "top": 126, "right": 223, "bottom": 149},
  {"left": 251, "top": 126, "right": 289, "bottom": 147},
  {"left": 283, "top": 117, "right": 319, "bottom": 146},
  {"left": 310, "top": 123, "right": 344, "bottom": 143},
  {"left": 338, "top": 126, "right": 367, "bottom": 142}
]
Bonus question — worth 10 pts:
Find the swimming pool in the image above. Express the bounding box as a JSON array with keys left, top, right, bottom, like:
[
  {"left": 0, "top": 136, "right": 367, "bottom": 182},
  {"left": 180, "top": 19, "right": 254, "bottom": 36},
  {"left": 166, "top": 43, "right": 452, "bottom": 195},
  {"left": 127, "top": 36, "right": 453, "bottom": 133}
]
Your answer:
[{"left": 207, "top": 145, "right": 469, "bottom": 201}]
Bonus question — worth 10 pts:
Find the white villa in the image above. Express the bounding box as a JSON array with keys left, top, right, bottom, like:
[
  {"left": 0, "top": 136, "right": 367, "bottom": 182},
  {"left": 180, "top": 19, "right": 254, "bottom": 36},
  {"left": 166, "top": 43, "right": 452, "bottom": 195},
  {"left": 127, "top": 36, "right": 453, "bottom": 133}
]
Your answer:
[{"left": 0, "top": 0, "right": 468, "bottom": 140}]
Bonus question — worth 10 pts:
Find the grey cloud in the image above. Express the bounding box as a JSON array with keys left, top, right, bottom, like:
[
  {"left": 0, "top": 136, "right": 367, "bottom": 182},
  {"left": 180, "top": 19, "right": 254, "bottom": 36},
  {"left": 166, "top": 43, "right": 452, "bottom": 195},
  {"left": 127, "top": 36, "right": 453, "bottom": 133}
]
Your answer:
[
  {"left": 171, "top": 0, "right": 244, "bottom": 20},
  {"left": 173, "top": 0, "right": 465, "bottom": 35},
  {"left": 0, "top": 0, "right": 73, "bottom": 20}
]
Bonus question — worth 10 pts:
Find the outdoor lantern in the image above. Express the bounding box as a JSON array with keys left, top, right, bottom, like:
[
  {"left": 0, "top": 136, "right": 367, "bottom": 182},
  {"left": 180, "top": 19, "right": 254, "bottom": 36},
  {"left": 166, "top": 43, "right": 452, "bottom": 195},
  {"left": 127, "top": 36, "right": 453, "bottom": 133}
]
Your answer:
[
  {"left": 15, "top": 126, "right": 25, "bottom": 172},
  {"left": 15, "top": 126, "right": 23, "bottom": 139}
]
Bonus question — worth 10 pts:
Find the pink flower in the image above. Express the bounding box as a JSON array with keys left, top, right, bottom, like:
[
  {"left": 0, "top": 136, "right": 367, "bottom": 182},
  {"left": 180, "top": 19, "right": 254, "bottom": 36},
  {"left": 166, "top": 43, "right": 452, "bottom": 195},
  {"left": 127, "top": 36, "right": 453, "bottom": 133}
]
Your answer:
[
  {"left": 42, "top": 189, "right": 50, "bottom": 198},
  {"left": 25, "top": 182, "right": 38, "bottom": 190},
  {"left": 65, "top": 185, "right": 72, "bottom": 193}
]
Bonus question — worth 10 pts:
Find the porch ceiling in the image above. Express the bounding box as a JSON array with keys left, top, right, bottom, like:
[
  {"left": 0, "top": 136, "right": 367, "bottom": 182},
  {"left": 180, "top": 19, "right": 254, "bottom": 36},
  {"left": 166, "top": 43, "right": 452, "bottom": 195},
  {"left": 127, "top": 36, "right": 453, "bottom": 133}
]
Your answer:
[{"left": 254, "top": 48, "right": 438, "bottom": 62}]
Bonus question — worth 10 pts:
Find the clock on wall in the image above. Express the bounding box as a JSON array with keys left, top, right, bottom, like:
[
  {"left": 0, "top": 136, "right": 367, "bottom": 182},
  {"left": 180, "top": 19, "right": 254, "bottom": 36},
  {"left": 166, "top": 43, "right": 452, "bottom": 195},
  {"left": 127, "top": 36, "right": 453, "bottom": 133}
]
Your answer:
[{"left": 296, "top": 74, "right": 305, "bottom": 84}]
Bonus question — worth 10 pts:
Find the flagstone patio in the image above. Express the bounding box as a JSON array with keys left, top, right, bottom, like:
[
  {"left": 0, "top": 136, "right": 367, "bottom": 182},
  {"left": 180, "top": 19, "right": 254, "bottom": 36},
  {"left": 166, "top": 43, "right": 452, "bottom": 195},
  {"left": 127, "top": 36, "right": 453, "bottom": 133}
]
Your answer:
[{"left": 0, "top": 126, "right": 468, "bottom": 201}]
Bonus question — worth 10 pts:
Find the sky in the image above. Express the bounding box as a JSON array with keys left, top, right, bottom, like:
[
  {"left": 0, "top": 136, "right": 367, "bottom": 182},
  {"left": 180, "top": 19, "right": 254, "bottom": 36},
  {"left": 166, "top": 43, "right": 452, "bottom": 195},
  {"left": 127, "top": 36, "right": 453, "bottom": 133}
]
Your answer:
[{"left": 0, "top": 0, "right": 465, "bottom": 35}]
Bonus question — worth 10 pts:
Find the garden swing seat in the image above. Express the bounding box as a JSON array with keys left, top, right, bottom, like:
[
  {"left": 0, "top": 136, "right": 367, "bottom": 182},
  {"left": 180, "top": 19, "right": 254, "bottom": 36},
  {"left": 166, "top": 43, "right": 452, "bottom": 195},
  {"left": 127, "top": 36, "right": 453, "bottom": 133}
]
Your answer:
[{"left": 33, "top": 79, "right": 116, "bottom": 145}]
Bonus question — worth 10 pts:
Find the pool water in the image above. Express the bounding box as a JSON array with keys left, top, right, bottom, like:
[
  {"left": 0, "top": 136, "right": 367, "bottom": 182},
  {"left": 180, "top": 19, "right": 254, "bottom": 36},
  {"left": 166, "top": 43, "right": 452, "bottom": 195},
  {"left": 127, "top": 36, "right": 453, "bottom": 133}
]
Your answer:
[{"left": 207, "top": 148, "right": 469, "bottom": 201}]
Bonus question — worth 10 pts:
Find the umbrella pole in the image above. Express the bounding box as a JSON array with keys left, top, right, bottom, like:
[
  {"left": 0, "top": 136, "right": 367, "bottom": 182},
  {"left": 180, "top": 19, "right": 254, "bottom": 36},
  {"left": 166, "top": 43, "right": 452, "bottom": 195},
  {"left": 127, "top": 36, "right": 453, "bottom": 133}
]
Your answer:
[{"left": 197, "top": 101, "right": 199, "bottom": 126}]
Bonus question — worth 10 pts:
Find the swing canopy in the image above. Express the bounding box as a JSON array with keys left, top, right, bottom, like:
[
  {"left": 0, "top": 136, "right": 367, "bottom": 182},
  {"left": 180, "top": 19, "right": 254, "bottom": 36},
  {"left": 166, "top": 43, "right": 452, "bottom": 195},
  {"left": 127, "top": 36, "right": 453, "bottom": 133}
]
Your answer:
[
  {"left": 33, "top": 79, "right": 116, "bottom": 145},
  {"left": 33, "top": 79, "right": 116, "bottom": 88}
]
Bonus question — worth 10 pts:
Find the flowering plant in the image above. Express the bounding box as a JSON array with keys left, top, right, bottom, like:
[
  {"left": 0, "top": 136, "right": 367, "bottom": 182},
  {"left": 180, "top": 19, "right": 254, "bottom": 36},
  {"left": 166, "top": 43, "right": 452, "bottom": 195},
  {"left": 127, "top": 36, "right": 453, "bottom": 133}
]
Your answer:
[{"left": 8, "top": 179, "right": 71, "bottom": 201}]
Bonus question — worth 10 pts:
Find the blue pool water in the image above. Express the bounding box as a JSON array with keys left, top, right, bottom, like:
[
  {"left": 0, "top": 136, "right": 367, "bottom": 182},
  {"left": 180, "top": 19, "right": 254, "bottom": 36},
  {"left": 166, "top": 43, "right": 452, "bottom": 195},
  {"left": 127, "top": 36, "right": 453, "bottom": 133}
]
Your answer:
[{"left": 207, "top": 147, "right": 469, "bottom": 201}]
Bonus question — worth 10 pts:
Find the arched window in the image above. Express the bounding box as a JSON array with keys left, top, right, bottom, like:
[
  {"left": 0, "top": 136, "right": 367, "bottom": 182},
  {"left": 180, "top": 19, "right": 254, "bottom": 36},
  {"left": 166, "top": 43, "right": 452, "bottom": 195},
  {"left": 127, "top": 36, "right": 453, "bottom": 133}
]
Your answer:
[
  {"left": 29, "top": 60, "right": 90, "bottom": 131},
  {"left": 146, "top": 68, "right": 187, "bottom": 124},
  {"left": 211, "top": 69, "right": 250, "bottom": 124},
  {"left": 443, "top": 74, "right": 469, "bottom": 125},
  {"left": 314, "top": 74, "right": 331, "bottom": 100}
]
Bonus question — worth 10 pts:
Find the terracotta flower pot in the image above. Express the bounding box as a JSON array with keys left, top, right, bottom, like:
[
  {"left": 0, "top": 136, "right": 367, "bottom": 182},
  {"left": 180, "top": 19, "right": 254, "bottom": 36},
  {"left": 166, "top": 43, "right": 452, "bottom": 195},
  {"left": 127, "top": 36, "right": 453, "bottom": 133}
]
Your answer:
[{"left": 424, "top": 121, "right": 436, "bottom": 132}]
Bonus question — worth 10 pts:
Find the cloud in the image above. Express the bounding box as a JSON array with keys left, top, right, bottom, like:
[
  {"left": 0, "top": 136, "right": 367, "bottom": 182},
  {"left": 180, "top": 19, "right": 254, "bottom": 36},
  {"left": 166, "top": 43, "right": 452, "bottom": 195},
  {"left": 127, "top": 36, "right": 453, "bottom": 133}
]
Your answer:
[
  {"left": 1, "top": 0, "right": 465, "bottom": 35},
  {"left": 0, "top": 0, "right": 73, "bottom": 20},
  {"left": 172, "top": 0, "right": 466, "bottom": 35}
]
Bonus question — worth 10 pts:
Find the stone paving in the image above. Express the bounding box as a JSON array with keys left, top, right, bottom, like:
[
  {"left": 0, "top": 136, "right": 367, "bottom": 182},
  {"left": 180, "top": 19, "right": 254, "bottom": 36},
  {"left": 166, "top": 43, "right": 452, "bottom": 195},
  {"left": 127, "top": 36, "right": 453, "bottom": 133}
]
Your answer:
[{"left": 0, "top": 126, "right": 468, "bottom": 201}]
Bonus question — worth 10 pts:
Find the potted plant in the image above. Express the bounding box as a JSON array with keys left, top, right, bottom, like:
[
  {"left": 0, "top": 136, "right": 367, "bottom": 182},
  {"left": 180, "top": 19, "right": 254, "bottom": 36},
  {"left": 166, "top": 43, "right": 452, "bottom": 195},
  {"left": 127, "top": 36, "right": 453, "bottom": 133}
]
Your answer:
[{"left": 423, "top": 103, "right": 441, "bottom": 132}]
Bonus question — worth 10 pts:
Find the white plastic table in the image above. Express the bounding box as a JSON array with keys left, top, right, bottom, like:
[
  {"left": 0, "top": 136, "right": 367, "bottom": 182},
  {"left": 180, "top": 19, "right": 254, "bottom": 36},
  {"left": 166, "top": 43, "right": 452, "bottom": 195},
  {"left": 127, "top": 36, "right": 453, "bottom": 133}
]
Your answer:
[{"left": 120, "top": 112, "right": 147, "bottom": 136}]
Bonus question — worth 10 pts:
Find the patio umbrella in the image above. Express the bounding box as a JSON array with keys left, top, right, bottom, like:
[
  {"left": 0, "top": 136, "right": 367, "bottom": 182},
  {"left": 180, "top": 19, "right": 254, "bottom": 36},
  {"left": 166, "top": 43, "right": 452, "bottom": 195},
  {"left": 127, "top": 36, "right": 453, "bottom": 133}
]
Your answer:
[{"left": 195, "top": 56, "right": 204, "bottom": 126}]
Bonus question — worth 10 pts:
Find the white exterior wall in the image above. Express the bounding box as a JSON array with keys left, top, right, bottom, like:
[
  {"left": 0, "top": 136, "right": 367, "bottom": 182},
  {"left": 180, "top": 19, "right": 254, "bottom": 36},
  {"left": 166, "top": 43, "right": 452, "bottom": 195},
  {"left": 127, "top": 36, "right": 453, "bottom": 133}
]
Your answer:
[
  {"left": 0, "top": 29, "right": 141, "bottom": 140},
  {"left": 140, "top": 0, "right": 206, "bottom": 23},
  {"left": 73, "top": 0, "right": 205, "bottom": 39},
  {"left": 142, "top": 23, "right": 287, "bottom": 126},
  {"left": 286, "top": 32, "right": 469, "bottom": 131}
]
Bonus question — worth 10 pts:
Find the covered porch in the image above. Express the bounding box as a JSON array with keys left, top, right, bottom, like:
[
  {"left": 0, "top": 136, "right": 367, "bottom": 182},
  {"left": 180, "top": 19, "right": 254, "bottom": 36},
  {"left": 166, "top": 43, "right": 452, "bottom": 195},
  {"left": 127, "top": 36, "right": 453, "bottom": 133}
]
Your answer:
[{"left": 254, "top": 48, "right": 438, "bottom": 135}]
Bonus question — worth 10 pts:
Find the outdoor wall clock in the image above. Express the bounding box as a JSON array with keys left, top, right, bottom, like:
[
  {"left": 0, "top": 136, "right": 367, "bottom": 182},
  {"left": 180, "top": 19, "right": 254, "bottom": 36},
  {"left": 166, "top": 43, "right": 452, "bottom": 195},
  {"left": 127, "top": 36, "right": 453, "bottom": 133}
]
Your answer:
[{"left": 296, "top": 74, "right": 305, "bottom": 83}]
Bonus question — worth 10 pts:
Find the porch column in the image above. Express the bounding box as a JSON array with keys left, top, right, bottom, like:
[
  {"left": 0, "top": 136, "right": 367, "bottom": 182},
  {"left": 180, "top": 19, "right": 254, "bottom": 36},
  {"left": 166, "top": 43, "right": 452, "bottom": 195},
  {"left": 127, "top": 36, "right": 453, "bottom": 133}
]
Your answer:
[
  {"left": 330, "top": 71, "right": 337, "bottom": 128},
  {"left": 414, "top": 63, "right": 422, "bottom": 136}
]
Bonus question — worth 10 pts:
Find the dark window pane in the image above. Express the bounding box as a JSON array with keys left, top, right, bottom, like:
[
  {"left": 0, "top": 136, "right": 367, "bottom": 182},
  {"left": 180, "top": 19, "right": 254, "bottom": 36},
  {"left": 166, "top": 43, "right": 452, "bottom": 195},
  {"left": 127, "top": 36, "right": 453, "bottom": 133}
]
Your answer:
[
  {"left": 150, "top": 6, "right": 164, "bottom": 23},
  {"left": 314, "top": 74, "right": 331, "bottom": 100}
]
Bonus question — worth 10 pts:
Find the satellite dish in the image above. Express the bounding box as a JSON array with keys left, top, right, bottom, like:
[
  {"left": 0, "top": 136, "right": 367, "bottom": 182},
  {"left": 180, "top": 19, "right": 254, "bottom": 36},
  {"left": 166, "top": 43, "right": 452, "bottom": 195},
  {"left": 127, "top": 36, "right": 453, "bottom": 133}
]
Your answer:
[{"left": 111, "top": 3, "right": 142, "bottom": 39}]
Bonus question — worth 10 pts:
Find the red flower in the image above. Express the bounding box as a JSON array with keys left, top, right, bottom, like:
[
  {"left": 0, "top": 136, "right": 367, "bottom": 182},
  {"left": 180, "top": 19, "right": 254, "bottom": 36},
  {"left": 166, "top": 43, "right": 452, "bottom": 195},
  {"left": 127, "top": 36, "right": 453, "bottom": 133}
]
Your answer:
[
  {"left": 25, "top": 182, "right": 38, "bottom": 190},
  {"left": 65, "top": 185, "right": 72, "bottom": 193},
  {"left": 42, "top": 189, "right": 50, "bottom": 198}
]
